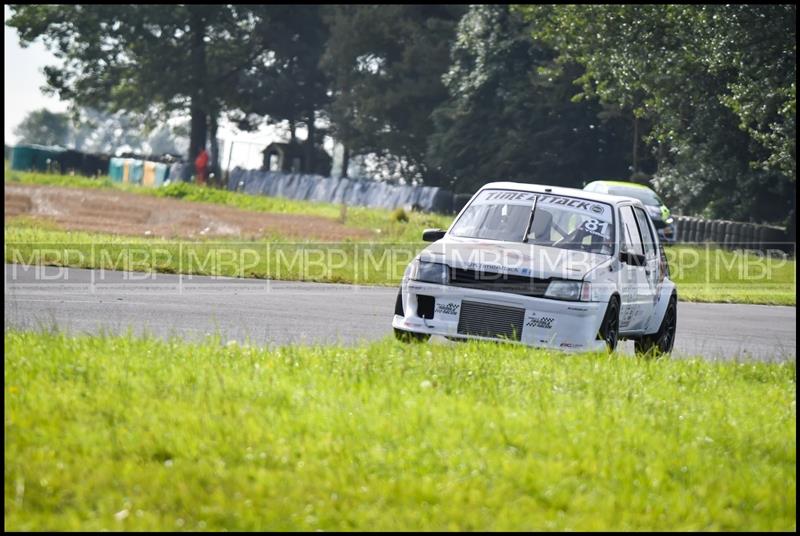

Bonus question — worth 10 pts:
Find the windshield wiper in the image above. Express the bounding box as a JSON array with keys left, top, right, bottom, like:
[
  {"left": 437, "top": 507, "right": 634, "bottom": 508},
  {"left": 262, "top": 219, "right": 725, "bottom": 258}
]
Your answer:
[{"left": 522, "top": 195, "right": 538, "bottom": 243}]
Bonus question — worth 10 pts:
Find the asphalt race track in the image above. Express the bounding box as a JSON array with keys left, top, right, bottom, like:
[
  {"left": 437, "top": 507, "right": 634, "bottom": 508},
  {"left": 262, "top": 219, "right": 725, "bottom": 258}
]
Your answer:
[{"left": 4, "top": 264, "right": 796, "bottom": 361}]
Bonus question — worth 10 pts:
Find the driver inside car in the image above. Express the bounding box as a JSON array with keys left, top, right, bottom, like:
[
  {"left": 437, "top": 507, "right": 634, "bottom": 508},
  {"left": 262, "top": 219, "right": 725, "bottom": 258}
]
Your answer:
[{"left": 527, "top": 209, "right": 554, "bottom": 245}]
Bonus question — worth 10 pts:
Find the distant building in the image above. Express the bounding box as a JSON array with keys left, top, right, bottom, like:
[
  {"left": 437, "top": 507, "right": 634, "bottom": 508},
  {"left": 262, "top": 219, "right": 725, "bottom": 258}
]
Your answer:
[{"left": 261, "top": 141, "right": 332, "bottom": 176}]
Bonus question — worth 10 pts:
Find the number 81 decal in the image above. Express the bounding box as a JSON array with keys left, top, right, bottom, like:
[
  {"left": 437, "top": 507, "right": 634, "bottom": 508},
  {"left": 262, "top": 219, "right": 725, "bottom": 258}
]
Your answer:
[{"left": 581, "top": 218, "right": 609, "bottom": 237}]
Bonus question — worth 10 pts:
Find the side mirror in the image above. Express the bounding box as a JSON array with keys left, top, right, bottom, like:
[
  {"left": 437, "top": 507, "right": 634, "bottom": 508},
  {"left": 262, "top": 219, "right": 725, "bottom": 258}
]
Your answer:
[
  {"left": 620, "top": 248, "right": 646, "bottom": 267},
  {"left": 422, "top": 229, "right": 446, "bottom": 242}
]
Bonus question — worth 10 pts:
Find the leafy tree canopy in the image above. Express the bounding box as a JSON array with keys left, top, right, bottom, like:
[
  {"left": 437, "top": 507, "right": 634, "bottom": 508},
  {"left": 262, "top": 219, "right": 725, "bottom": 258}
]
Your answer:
[
  {"left": 321, "top": 5, "right": 466, "bottom": 185},
  {"left": 13, "top": 107, "right": 188, "bottom": 156},
  {"left": 7, "top": 5, "right": 274, "bottom": 161},
  {"left": 518, "top": 4, "right": 795, "bottom": 224},
  {"left": 427, "top": 5, "right": 634, "bottom": 193},
  {"left": 13, "top": 108, "right": 72, "bottom": 147}
]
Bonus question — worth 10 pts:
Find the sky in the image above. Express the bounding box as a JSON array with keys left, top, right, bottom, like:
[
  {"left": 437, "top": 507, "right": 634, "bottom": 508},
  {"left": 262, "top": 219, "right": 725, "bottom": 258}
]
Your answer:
[
  {"left": 4, "top": 6, "right": 68, "bottom": 144},
  {"left": 3, "top": 6, "right": 316, "bottom": 170}
]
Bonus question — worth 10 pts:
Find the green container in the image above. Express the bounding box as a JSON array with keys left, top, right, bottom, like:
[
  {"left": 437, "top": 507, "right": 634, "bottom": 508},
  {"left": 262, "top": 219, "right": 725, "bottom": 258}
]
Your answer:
[
  {"left": 108, "top": 157, "right": 125, "bottom": 183},
  {"left": 10, "top": 144, "right": 65, "bottom": 172}
]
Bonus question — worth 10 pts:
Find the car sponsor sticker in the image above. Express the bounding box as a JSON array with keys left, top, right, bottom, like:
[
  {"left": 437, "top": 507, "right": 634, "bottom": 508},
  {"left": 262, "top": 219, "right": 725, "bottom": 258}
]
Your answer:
[
  {"left": 435, "top": 301, "right": 460, "bottom": 317},
  {"left": 525, "top": 313, "right": 555, "bottom": 329},
  {"left": 474, "top": 189, "right": 612, "bottom": 221}
]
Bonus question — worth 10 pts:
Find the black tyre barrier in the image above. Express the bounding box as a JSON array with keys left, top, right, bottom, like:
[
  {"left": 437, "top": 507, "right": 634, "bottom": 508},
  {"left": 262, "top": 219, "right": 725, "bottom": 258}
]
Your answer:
[
  {"left": 757, "top": 226, "right": 769, "bottom": 251},
  {"left": 692, "top": 218, "right": 702, "bottom": 243},
  {"left": 735, "top": 223, "right": 746, "bottom": 250},
  {"left": 744, "top": 224, "right": 755, "bottom": 250},
  {"left": 698, "top": 219, "right": 709, "bottom": 242},
  {"left": 711, "top": 220, "right": 724, "bottom": 246},
  {"left": 730, "top": 222, "right": 742, "bottom": 249},
  {"left": 693, "top": 217, "right": 704, "bottom": 243},
  {"left": 680, "top": 217, "right": 689, "bottom": 243},
  {"left": 680, "top": 216, "right": 692, "bottom": 243},
  {"left": 723, "top": 221, "right": 735, "bottom": 249},
  {"left": 689, "top": 217, "right": 700, "bottom": 244}
]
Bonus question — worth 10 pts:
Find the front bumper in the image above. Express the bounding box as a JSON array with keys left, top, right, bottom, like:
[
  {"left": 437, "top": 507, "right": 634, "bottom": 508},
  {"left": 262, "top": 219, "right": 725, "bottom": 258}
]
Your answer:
[{"left": 392, "top": 280, "right": 608, "bottom": 352}]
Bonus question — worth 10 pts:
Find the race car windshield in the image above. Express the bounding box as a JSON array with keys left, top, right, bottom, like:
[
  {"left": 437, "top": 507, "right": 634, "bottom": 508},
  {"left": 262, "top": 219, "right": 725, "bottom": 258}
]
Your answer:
[
  {"left": 607, "top": 186, "right": 662, "bottom": 207},
  {"left": 450, "top": 190, "right": 615, "bottom": 255}
]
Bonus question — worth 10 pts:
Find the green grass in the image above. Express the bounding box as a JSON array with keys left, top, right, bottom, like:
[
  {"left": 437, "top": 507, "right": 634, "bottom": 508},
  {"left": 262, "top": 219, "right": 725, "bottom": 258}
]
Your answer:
[
  {"left": 663, "top": 245, "right": 796, "bottom": 306},
  {"left": 4, "top": 224, "right": 420, "bottom": 285},
  {"left": 5, "top": 223, "right": 796, "bottom": 304},
  {"left": 4, "top": 330, "right": 796, "bottom": 531}
]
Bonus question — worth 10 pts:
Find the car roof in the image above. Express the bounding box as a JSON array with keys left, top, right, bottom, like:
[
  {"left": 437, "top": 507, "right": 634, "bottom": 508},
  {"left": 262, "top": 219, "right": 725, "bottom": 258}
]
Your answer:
[
  {"left": 479, "top": 181, "right": 642, "bottom": 207},
  {"left": 586, "top": 180, "right": 655, "bottom": 192}
]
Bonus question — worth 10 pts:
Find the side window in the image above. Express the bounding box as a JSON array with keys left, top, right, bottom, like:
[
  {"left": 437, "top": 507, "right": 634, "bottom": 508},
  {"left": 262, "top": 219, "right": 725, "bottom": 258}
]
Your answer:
[
  {"left": 619, "top": 206, "right": 644, "bottom": 256},
  {"left": 633, "top": 207, "right": 656, "bottom": 259}
]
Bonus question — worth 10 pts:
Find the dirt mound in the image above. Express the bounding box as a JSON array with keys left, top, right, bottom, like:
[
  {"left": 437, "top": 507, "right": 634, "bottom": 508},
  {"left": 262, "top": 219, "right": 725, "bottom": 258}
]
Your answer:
[{"left": 5, "top": 183, "right": 376, "bottom": 241}]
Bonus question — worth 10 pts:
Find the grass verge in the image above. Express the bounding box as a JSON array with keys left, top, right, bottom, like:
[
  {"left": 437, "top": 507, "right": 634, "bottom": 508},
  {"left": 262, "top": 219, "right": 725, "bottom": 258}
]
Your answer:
[
  {"left": 5, "top": 223, "right": 796, "bottom": 304},
  {"left": 663, "top": 245, "right": 796, "bottom": 306},
  {"left": 4, "top": 224, "right": 419, "bottom": 285},
  {"left": 4, "top": 330, "right": 796, "bottom": 531}
]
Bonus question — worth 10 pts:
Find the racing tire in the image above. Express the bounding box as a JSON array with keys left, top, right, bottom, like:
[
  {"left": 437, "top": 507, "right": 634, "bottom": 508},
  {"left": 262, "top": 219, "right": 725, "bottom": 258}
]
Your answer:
[
  {"left": 393, "top": 289, "right": 430, "bottom": 343},
  {"left": 394, "top": 328, "right": 430, "bottom": 342},
  {"left": 597, "top": 296, "right": 620, "bottom": 352},
  {"left": 635, "top": 293, "right": 677, "bottom": 356}
]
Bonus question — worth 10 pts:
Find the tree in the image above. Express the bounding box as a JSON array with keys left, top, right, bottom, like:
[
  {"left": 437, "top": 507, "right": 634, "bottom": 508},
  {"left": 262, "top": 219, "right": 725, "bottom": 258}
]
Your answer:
[
  {"left": 71, "top": 108, "right": 188, "bottom": 156},
  {"left": 517, "top": 4, "right": 796, "bottom": 225},
  {"left": 228, "top": 5, "right": 332, "bottom": 174},
  {"left": 7, "top": 4, "right": 274, "bottom": 176},
  {"left": 427, "top": 5, "right": 634, "bottom": 194},
  {"left": 321, "top": 5, "right": 466, "bottom": 185},
  {"left": 13, "top": 108, "right": 72, "bottom": 147},
  {"left": 14, "top": 106, "right": 188, "bottom": 157}
]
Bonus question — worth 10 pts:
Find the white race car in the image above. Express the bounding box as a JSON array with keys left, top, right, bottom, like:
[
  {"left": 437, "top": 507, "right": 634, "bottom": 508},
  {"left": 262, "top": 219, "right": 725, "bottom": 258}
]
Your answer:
[{"left": 393, "top": 182, "right": 677, "bottom": 353}]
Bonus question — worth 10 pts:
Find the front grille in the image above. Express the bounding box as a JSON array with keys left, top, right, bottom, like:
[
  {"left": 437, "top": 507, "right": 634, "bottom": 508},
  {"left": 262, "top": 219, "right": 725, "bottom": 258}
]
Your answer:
[
  {"left": 457, "top": 300, "right": 525, "bottom": 341},
  {"left": 449, "top": 267, "right": 549, "bottom": 297}
]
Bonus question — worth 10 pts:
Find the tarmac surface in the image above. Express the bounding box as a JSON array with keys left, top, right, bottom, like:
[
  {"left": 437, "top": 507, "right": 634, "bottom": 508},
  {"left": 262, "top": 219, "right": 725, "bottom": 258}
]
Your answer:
[{"left": 4, "top": 264, "right": 796, "bottom": 361}]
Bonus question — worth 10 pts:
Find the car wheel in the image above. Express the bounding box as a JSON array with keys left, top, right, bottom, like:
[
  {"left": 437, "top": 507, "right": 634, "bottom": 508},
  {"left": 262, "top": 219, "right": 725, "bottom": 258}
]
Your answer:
[
  {"left": 598, "top": 296, "right": 620, "bottom": 352},
  {"left": 394, "top": 328, "right": 430, "bottom": 342},
  {"left": 393, "top": 289, "right": 430, "bottom": 342},
  {"left": 635, "top": 294, "right": 677, "bottom": 356}
]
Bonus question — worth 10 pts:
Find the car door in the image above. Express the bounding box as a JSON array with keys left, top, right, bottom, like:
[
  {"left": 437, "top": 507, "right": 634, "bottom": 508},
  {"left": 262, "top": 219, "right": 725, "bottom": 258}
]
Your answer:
[
  {"left": 633, "top": 206, "right": 660, "bottom": 321},
  {"left": 617, "top": 205, "right": 649, "bottom": 333}
]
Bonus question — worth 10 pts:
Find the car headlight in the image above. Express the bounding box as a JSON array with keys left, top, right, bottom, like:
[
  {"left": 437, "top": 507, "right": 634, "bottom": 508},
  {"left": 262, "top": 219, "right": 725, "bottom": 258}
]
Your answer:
[
  {"left": 410, "top": 260, "right": 449, "bottom": 285},
  {"left": 545, "top": 280, "right": 591, "bottom": 301},
  {"left": 665, "top": 217, "right": 674, "bottom": 224}
]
